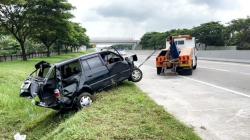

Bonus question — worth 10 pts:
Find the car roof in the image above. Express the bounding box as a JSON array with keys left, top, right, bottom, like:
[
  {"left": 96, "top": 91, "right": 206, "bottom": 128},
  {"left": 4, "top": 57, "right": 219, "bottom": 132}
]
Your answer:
[
  {"left": 54, "top": 51, "right": 116, "bottom": 67},
  {"left": 54, "top": 52, "right": 99, "bottom": 67}
]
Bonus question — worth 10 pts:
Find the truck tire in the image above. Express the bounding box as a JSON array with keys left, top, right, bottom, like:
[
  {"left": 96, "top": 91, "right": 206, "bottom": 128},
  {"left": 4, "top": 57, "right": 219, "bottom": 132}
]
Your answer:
[
  {"left": 157, "top": 67, "right": 162, "bottom": 75},
  {"left": 193, "top": 56, "right": 197, "bottom": 70},
  {"left": 130, "top": 67, "right": 143, "bottom": 82},
  {"left": 178, "top": 69, "right": 193, "bottom": 76},
  {"left": 76, "top": 92, "right": 95, "bottom": 110}
]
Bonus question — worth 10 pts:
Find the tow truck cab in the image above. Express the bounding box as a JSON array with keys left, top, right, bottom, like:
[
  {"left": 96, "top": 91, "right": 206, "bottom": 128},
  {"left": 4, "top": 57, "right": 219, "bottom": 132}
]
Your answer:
[{"left": 156, "top": 35, "right": 198, "bottom": 75}]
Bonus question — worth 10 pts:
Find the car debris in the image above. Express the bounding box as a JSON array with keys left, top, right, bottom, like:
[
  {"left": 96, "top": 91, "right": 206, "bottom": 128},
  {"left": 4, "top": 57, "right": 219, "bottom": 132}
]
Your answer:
[
  {"left": 20, "top": 49, "right": 143, "bottom": 110},
  {"left": 14, "top": 133, "right": 26, "bottom": 140}
]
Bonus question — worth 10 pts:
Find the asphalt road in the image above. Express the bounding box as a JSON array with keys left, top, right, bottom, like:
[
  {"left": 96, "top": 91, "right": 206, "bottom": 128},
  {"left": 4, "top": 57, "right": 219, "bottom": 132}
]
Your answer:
[{"left": 130, "top": 51, "right": 250, "bottom": 140}]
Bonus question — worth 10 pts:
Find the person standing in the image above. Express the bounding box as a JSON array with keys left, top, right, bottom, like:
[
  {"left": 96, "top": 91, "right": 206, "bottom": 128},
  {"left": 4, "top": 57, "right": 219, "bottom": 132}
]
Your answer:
[{"left": 169, "top": 36, "right": 179, "bottom": 61}]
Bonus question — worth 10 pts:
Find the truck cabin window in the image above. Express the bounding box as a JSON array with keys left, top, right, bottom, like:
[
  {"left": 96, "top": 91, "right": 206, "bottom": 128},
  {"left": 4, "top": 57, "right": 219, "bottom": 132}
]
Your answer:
[{"left": 175, "top": 40, "right": 185, "bottom": 46}]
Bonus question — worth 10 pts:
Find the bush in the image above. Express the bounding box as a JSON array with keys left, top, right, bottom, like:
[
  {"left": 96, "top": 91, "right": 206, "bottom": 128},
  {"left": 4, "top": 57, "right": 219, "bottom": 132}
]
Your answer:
[{"left": 236, "top": 43, "right": 250, "bottom": 50}]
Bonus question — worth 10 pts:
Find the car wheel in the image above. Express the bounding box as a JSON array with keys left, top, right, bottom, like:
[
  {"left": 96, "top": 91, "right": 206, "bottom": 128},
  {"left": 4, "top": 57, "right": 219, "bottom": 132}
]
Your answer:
[
  {"left": 76, "top": 92, "right": 95, "bottom": 110},
  {"left": 193, "top": 56, "right": 197, "bottom": 70},
  {"left": 130, "top": 67, "right": 143, "bottom": 82},
  {"left": 157, "top": 67, "right": 162, "bottom": 75}
]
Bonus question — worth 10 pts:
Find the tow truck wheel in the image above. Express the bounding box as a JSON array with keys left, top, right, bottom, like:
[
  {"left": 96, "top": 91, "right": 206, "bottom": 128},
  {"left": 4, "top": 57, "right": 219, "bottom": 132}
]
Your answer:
[
  {"left": 178, "top": 68, "right": 193, "bottom": 75},
  {"left": 76, "top": 92, "right": 95, "bottom": 110},
  {"left": 157, "top": 67, "right": 162, "bottom": 75},
  {"left": 193, "top": 56, "right": 197, "bottom": 70},
  {"left": 130, "top": 67, "right": 143, "bottom": 82}
]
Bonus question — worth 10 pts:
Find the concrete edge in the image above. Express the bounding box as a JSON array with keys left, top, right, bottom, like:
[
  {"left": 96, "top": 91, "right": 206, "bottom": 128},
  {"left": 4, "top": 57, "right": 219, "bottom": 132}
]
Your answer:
[{"left": 199, "top": 57, "right": 250, "bottom": 64}]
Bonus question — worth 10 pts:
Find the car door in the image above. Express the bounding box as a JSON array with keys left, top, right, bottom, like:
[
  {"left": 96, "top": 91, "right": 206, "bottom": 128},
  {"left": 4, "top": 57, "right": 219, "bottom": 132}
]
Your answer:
[
  {"left": 60, "top": 60, "right": 82, "bottom": 96},
  {"left": 81, "top": 55, "right": 110, "bottom": 90},
  {"left": 105, "top": 52, "right": 131, "bottom": 82}
]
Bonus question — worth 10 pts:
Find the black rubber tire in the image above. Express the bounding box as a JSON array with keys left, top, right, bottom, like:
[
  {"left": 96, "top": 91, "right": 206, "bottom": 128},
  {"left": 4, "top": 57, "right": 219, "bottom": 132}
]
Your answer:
[
  {"left": 76, "top": 92, "right": 95, "bottom": 110},
  {"left": 130, "top": 67, "right": 143, "bottom": 82},
  {"left": 179, "top": 69, "right": 193, "bottom": 75},
  {"left": 157, "top": 67, "right": 162, "bottom": 75},
  {"left": 193, "top": 56, "right": 197, "bottom": 70}
]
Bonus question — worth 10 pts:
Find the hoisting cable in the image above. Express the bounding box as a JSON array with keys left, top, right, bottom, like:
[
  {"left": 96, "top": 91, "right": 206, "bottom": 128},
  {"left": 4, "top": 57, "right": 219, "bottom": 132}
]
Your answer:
[{"left": 138, "top": 49, "right": 157, "bottom": 68}]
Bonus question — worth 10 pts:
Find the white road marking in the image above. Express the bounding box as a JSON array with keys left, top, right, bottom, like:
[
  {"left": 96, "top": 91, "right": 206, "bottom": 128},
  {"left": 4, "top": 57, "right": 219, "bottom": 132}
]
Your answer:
[
  {"left": 199, "top": 66, "right": 250, "bottom": 76},
  {"left": 140, "top": 60, "right": 250, "bottom": 98},
  {"left": 181, "top": 76, "right": 250, "bottom": 98},
  {"left": 199, "top": 60, "right": 250, "bottom": 67},
  {"left": 198, "top": 66, "right": 230, "bottom": 72}
]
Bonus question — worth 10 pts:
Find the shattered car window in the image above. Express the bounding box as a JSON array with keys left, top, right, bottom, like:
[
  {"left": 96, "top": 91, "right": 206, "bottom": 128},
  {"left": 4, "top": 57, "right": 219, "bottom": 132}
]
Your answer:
[
  {"left": 61, "top": 61, "right": 81, "bottom": 79},
  {"left": 39, "top": 67, "right": 50, "bottom": 78}
]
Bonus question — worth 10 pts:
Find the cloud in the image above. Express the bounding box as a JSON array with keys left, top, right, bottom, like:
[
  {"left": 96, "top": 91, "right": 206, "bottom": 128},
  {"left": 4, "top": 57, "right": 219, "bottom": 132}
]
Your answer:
[
  {"left": 68, "top": 0, "right": 250, "bottom": 39},
  {"left": 189, "top": 0, "right": 239, "bottom": 9},
  {"left": 94, "top": 0, "right": 214, "bottom": 31},
  {"left": 96, "top": 2, "right": 153, "bottom": 21}
]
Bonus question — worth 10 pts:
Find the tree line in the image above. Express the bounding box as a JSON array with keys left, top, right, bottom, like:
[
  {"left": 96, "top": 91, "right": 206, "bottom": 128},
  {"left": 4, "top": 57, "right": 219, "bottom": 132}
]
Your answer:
[
  {"left": 0, "top": 0, "right": 90, "bottom": 61},
  {"left": 140, "top": 17, "right": 250, "bottom": 50}
]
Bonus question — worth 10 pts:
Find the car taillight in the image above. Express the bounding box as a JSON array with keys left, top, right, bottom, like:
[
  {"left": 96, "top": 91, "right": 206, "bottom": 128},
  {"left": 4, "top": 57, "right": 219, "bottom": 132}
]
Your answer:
[{"left": 54, "top": 89, "right": 61, "bottom": 99}]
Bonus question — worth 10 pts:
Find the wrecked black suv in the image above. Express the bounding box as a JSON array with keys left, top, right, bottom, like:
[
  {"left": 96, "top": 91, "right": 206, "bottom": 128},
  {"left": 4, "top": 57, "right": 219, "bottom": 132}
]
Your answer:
[{"left": 20, "top": 51, "right": 142, "bottom": 110}]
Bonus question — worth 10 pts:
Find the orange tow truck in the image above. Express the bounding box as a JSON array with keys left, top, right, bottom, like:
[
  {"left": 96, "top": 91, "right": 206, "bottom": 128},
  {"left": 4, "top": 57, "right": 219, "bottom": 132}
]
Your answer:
[{"left": 156, "top": 35, "right": 197, "bottom": 75}]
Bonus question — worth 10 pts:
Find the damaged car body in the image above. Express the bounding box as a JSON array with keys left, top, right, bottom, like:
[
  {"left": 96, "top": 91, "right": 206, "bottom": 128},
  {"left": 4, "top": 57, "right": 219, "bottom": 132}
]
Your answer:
[{"left": 20, "top": 51, "right": 142, "bottom": 110}]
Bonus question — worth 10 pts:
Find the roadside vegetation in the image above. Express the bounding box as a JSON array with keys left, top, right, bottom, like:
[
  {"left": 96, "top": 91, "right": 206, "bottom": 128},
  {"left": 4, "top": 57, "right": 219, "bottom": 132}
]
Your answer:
[
  {"left": 0, "top": 0, "right": 90, "bottom": 59},
  {"left": 0, "top": 52, "right": 200, "bottom": 139},
  {"left": 140, "top": 17, "right": 250, "bottom": 50}
]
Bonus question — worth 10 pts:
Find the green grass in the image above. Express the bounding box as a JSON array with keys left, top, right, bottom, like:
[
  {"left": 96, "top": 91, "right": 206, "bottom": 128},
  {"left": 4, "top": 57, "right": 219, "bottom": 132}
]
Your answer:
[{"left": 0, "top": 52, "right": 200, "bottom": 140}]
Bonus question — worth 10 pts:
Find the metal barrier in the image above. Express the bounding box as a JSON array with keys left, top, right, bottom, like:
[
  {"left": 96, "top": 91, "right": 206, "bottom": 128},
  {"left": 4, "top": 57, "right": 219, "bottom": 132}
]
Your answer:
[{"left": 0, "top": 52, "right": 58, "bottom": 62}]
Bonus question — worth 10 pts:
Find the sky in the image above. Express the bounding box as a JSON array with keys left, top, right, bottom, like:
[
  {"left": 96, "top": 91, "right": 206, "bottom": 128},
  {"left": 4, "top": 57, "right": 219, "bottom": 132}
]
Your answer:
[{"left": 68, "top": 0, "right": 250, "bottom": 39}]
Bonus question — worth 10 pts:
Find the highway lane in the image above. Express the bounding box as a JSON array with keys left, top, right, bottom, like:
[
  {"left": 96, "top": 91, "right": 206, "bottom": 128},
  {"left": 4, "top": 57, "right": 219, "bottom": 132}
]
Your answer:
[
  {"left": 130, "top": 51, "right": 250, "bottom": 140},
  {"left": 134, "top": 51, "right": 250, "bottom": 96},
  {"left": 193, "top": 60, "right": 250, "bottom": 97}
]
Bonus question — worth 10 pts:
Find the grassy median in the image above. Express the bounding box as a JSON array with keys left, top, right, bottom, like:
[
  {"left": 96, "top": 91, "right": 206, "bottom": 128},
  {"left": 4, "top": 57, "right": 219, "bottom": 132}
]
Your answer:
[{"left": 0, "top": 52, "right": 200, "bottom": 139}]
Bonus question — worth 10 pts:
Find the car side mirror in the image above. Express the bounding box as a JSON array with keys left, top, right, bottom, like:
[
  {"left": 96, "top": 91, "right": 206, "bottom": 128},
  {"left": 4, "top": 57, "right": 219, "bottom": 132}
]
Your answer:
[
  {"left": 130, "top": 55, "right": 138, "bottom": 61},
  {"left": 125, "top": 57, "right": 129, "bottom": 61}
]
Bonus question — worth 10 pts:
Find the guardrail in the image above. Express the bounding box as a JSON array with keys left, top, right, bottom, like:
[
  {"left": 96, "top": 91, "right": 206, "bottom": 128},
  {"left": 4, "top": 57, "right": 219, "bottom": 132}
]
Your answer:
[{"left": 197, "top": 50, "right": 250, "bottom": 60}]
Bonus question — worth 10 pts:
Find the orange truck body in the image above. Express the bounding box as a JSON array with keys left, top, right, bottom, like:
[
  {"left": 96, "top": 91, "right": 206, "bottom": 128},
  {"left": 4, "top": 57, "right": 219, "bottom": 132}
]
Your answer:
[
  {"left": 156, "top": 35, "right": 197, "bottom": 74},
  {"left": 156, "top": 48, "right": 194, "bottom": 68}
]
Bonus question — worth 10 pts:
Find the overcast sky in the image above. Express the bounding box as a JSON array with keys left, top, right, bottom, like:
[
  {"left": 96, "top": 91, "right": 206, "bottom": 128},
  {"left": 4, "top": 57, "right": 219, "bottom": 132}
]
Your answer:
[{"left": 68, "top": 0, "right": 250, "bottom": 39}]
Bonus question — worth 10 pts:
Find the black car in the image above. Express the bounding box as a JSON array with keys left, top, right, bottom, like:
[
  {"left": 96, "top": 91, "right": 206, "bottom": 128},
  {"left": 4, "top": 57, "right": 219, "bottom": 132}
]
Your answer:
[{"left": 20, "top": 51, "right": 142, "bottom": 110}]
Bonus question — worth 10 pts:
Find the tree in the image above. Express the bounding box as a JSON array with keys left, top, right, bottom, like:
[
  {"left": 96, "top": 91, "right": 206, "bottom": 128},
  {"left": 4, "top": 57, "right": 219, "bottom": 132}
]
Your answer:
[
  {"left": 30, "top": 0, "right": 74, "bottom": 57},
  {"left": 0, "top": 35, "right": 19, "bottom": 55},
  {"left": 192, "top": 21, "right": 225, "bottom": 49},
  {"left": 227, "top": 17, "right": 250, "bottom": 50},
  {"left": 169, "top": 28, "right": 193, "bottom": 36},
  {"left": 0, "top": 0, "right": 32, "bottom": 60},
  {"left": 140, "top": 32, "right": 167, "bottom": 49},
  {"left": 62, "top": 22, "right": 89, "bottom": 53},
  {"left": 71, "top": 23, "right": 89, "bottom": 52},
  {"left": 140, "top": 29, "right": 192, "bottom": 50}
]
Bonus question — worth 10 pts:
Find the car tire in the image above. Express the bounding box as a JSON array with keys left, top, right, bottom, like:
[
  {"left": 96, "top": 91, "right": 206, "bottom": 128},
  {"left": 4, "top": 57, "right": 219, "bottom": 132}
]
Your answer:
[
  {"left": 193, "top": 56, "right": 197, "bottom": 70},
  {"left": 76, "top": 92, "right": 95, "bottom": 110},
  {"left": 157, "top": 67, "right": 162, "bottom": 75},
  {"left": 130, "top": 67, "right": 143, "bottom": 82}
]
